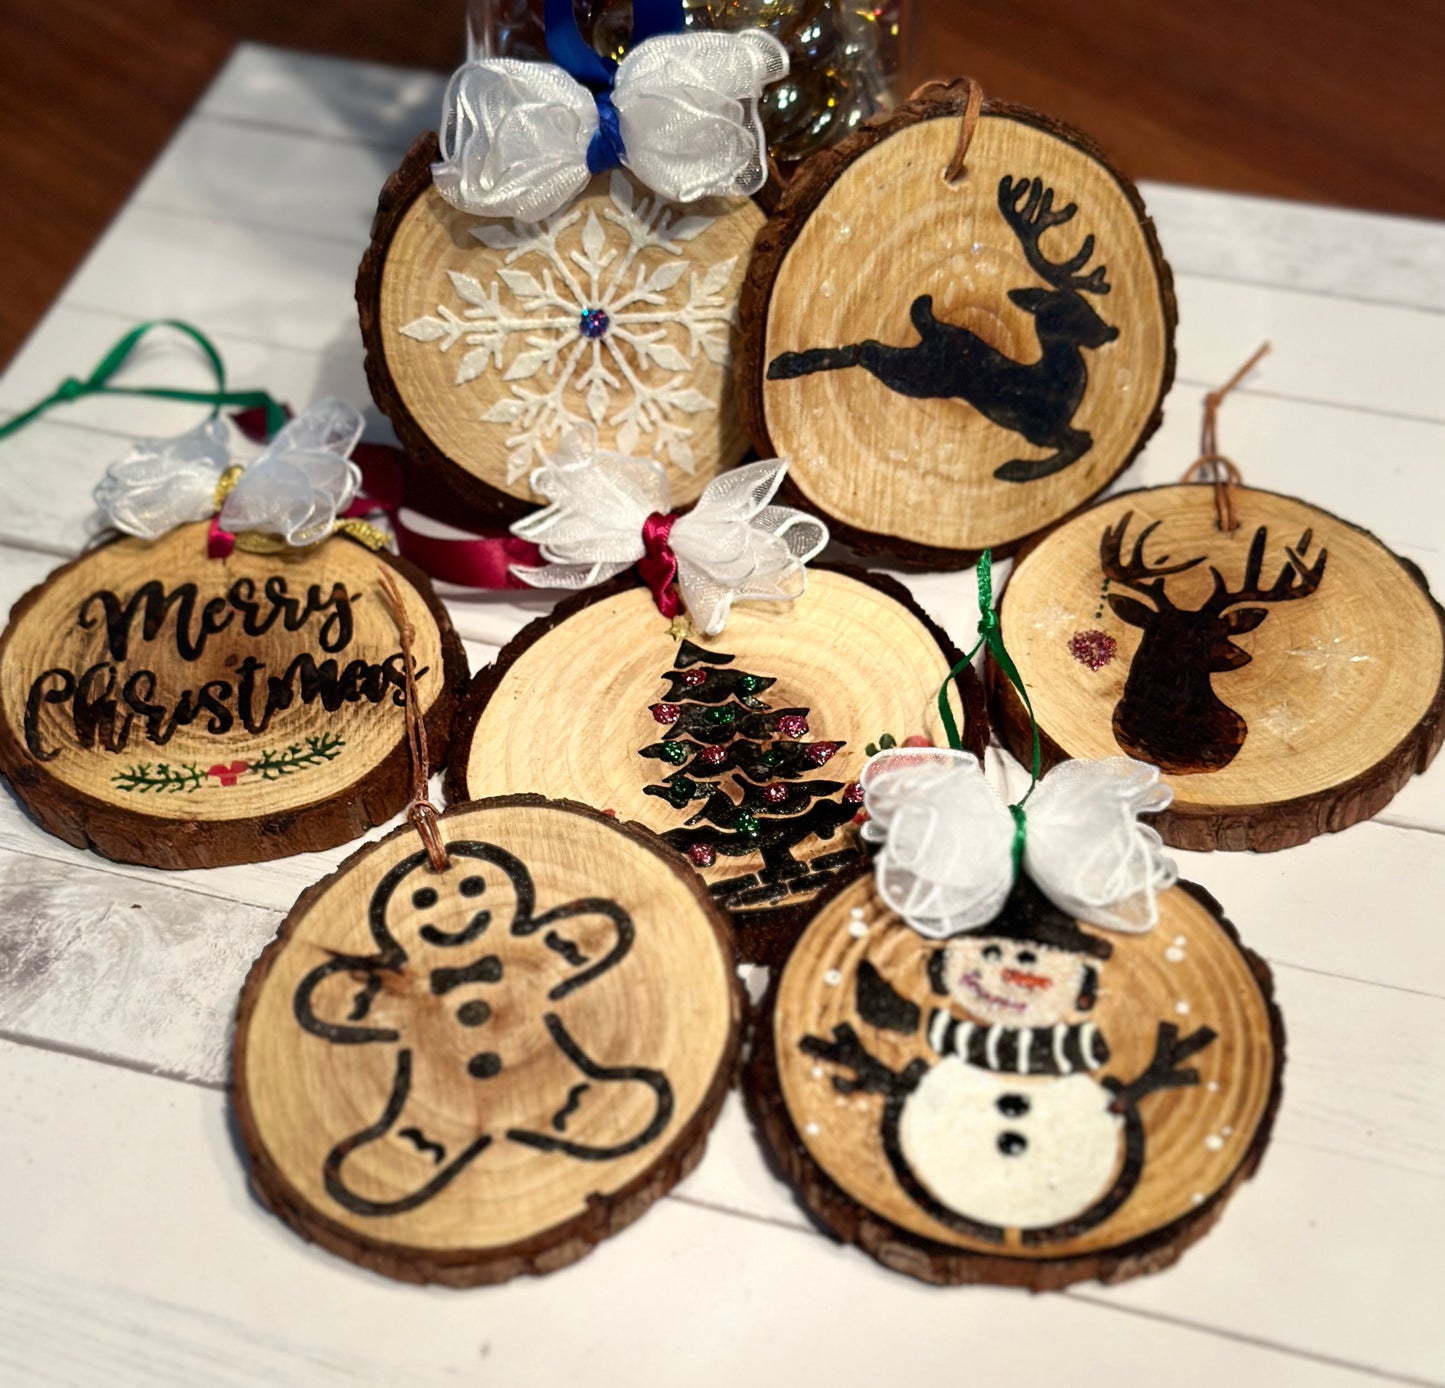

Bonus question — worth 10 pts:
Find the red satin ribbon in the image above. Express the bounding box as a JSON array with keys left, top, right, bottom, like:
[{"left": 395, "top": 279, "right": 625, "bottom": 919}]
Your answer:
[
  {"left": 207, "top": 519, "right": 236, "bottom": 559},
  {"left": 227, "top": 407, "right": 541, "bottom": 586},
  {"left": 637, "top": 510, "right": 681, "bottom": 618}
]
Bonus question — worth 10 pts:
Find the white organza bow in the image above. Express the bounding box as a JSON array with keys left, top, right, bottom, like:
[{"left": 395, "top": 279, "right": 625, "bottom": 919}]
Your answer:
[
  {"left": 861, "top": 749, "right": 1177, "bottom": 939},
  {"left": 509, "top": 429, "right": 828, "bottom": 634},
  {"left": 93, "top": 399, "right": 365, "bottom": 548},
  {"left": 433, "top": 30, "right": 789, "bottom": 221},
  {"left": 217, "top": 398, "right": 364, "bottom": 546},
  {"left": 92, "top": 419, "right": 232, "bottom": 540}
]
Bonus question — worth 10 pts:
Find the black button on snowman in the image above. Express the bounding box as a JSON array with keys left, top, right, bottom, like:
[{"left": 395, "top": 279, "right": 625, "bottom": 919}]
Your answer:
[{"left": 804, "top": 878, "right": 1217, "bottom": 1244}]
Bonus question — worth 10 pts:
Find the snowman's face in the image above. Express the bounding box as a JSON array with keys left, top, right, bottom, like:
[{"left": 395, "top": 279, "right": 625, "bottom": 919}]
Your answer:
[{"left": 942, "top": 937, "right": 1092, "bottom": 1028}]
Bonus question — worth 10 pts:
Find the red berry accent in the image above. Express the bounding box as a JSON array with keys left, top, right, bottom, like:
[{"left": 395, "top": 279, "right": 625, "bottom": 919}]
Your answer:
[
  {"left": 650, "top": 702, "right": 682, "bottom": 724},
  {"left": 207, "top": 760, "right": 250, "bottom": 787},
  {"left": 1069, "top": 629, "right": 1118, "bottom": 671},
  {"left": 806, "top": 741, "right": 840, "bottom": 765},
  {"left": 699, "top": 744, "right": 727, "bottom": 766},
  {"left": 843, "top": 781, "right": 865, "bottom": 804},
  {"left": 763, "top": 783, "right": 789, "bottom": 804},
  {"left": 852, "top": 810, "right": 870, "bottom": 826},
  {"left": 777, "top": 714, "right": 809, "bottom": 738},
  {"left": 602, "top": 808, "right": 617, "bottom": 818},
  {"left": 903, "top": 734, "right": 932, "bottom": 748},
  {"left": 682, "top": 669, "right": 708, "bottom": 687},
  {"left": 687, "top": 843, "right": 716, "bottom": 867}
]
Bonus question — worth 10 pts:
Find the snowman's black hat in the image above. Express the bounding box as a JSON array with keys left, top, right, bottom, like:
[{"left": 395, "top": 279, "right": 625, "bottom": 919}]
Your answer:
[{"left": 955, "top": 875, "right": 1113, "bottom": 960}]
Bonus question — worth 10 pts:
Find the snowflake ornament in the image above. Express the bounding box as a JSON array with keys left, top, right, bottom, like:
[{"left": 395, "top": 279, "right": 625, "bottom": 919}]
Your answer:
[{"left": 401, "top": 171, "right": 741, "bottom": 486}]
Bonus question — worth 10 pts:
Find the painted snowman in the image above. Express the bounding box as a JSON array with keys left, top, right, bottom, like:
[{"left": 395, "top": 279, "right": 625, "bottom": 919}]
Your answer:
[{"left": 804, "top": 879, "right": 1216, "bottom": 1244}]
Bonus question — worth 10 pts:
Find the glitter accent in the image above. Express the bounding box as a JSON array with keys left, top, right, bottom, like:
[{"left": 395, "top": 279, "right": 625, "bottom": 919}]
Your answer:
[
  {"left": 661, "top": 742, "right": 689, "bottom": 764},
  {"left": 806, "top": 741, "right": 840, "bottom": 765},
  {"left": 650, "top": 702, "right": 681, "bottom": 724},
  {"left": 843, "top": 781, "right": 865, "bottom": 804},
  {"left": 687, "top": 843, "right": 716, "bottom": 867},
  {"left": 699, "top": 744, "right": 727, "bottom": 766},
  {"left": 735, "top": 811, "right": 760, "bottom": 834},
  {"left": 669, "top": 778, "right": 698, "bottom": 807},
  {"left": 1069, "top": 629, "right": 1118, "bottom": 670},
  {"left": 682, "top": 668, "right": 708, "bottom": 687},
  {"left": 578, "top": 307, "right": 610, "bottom": 339},
  {"left": 704, "top": 706, "right": 736, "bottom": 726},
  {"left": 740, "top": 674, "right": 763, "bottom": 692},
  {"left": 763, "top": 783, "right": 789, "bottom": 804},
  {"left": 777, "top": 714, "right": 809, "bottom": 738}
]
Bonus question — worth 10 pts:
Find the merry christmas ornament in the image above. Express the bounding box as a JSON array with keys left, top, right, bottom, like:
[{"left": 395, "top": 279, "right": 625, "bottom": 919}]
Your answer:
[
  {"left": 746, "top": 749, "right": 1283, "bottom": 1289},
  {"left": 359, "top": 1, "right": 786, "bottom": 524},
  {"left": 738, "top": 79, "right": 1176, "bottom": 566},
  {"left": 0, "top": 397, "right": 468, "bottom": 869},
  {"left": 232, "top": 796, "right": 740, "bottom": 1285},
  {"left": 448, "top": 566, "right": 987, "bottom": 960}
]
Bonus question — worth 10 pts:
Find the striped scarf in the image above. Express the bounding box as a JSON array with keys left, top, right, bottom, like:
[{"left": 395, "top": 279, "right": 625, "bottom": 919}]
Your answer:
[{"left": 927, "top": 1010, "right": 1110, "bottom": 1076}]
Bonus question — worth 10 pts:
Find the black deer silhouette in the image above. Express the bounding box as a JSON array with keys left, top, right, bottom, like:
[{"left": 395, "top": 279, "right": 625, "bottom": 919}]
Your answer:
[
  {"left": 767, "top": 175, "right": 1119, "bottom": 483},
  {"left": 1100, "top": 514, "right": 1328, "bottom": 774}
]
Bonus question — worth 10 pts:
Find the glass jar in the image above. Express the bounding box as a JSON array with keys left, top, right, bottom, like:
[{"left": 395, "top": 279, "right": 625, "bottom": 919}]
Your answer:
[{"left": 466, "top": 0, "right": 909, "bottom": 163}]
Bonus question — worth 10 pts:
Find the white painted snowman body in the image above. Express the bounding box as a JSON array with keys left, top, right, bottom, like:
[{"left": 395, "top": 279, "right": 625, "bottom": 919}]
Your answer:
[{"left": 898, "top": 1053, "right": 1123, "bottom": 1229}]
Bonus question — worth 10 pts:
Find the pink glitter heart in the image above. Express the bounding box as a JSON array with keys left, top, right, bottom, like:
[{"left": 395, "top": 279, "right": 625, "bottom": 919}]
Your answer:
[{"left": 1069, "top": 629, "right": 1118, "bottom": 671}]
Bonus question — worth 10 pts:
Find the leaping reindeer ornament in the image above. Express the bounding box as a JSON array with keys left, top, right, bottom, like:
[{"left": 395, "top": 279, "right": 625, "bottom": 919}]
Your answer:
[{"left": 767, "top": 175, "right": 1118, "bottom": 483}]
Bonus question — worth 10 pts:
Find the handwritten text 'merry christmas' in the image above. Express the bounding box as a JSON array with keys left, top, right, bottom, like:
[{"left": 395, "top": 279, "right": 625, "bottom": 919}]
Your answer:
[{"left": 23, "top": 576, "right": 424, "bottom": 760}]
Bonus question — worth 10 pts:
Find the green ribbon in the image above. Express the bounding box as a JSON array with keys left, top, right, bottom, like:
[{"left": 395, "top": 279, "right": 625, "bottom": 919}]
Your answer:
[
  {"left": 937, "top": 547, "right": 1042, "bottom": 876},
  {"left": 0, "top": 320, "right": 288, "bottom": 442}
]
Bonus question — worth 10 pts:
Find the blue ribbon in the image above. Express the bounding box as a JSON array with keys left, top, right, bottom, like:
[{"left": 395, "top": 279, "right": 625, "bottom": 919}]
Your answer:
[{"left": 544, "top": 0, "right": 686, "bottom": 176}]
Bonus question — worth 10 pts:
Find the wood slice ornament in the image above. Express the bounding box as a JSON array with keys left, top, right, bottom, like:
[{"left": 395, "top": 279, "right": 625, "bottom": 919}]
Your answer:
[
  {"left": 738, "top": 80, "right": 1176, "bottom": 567},
  {"left": 358, "top": 133, "right": 766, "bottom": 525},
  {"left": 746, "top": 871, "right": 1283, "bottom": 1289},
  {"left": 0, "top": 523, "right": 467, "bottom": 868},
  {"left": 448, "top": 567, "right": 987, "bottom": 962},
  {"left": 232, "top": 796, "right": 740, "bottom": 1286},
  {"left": 991, "top": 484, "right": 1445, "bottom": 851}
]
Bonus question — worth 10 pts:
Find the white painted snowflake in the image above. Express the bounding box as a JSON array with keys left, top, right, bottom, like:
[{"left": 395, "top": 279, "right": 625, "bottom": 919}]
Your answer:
[{"left": 401, "top": 171, "right": 738, "bottom": 485}]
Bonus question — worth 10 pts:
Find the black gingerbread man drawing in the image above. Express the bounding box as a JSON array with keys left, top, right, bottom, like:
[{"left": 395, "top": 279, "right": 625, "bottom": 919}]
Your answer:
[{"left": 292, "top": 841, "right": 674, "bottom": 1218}]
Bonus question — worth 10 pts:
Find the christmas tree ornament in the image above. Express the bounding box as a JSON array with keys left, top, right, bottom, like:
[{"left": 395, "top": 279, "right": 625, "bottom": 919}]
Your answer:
[
  {"left": 738, "top": 79, "right": 1176, "bottom": 568},
  {"left": 991, "top": 351, "right": 1445, "bottom": 852},
  {"left": 448, "top": 566, "right": 986, "bottom": 961},
  {"left": 745, "top": 562, "right": 1282, "bottom": 1287},
  {"left": 233, "top": 594, "right": 740, "bottom": 1284},
  {"left": 359, "top": 0, "right": 786, "bottom": 526},
  {"left": 0, "top": 328, "right": 469, "bottom": 869}
]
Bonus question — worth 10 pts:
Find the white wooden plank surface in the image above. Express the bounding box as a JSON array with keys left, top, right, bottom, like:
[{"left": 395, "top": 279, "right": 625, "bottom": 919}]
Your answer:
[
  {"left": 1, "top": 41, "right": 1443, "bottom": 1388},
  {"left": 0, "top": 1040, "right": 1426, "bottom": 1388}
]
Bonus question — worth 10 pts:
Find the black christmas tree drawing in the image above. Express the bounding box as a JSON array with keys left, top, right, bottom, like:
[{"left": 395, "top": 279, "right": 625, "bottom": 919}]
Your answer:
[{"left": 639, "top": 641, "right": 863, "bottom": 908}]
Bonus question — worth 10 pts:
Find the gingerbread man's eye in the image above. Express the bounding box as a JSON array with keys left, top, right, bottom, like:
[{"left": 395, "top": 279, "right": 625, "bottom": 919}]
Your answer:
[
  {"left": 412, "top": 887, "right": 438, "bottom": 910},
  {"left": 1018, "top": 950, "right": 1037, "bottom": 966},
  {"left": 983, "top": 945, "right": 1002, "bottom": 961}
]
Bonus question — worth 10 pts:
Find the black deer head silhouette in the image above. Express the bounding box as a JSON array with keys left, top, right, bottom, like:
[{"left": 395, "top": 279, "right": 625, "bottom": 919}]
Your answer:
[
  {"left": 1100, "top": 514, "right": 1328, "bottom": 774},
  {"left": 767, "top": 175, "right": 1118, "bottom": 483}
]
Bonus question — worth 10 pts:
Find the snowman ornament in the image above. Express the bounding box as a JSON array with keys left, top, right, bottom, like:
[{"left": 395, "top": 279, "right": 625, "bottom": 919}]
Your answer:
[{"left": 802, "top": 748, "right": 1214, "bottom": 1244}]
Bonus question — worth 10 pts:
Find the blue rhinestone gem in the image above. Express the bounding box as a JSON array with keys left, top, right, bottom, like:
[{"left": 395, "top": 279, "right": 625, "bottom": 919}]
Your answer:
[{"left": 579, "top": 307, "right": 610, "bottom": 339}]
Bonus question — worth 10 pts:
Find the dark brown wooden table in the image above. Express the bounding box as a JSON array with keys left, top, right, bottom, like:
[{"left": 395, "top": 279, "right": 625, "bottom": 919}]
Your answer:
[{"left": 1, "top": 0, "right": 1440, "bottom": 370}]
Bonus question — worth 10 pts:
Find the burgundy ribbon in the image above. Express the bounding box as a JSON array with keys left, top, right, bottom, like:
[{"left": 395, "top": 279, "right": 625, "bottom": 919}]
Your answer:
[
  {"left": 227, "top": 406, "right": 540, "bottom": 586},
  {"left": 637, "top": 510, "right": 681, "bottom": 618}
]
